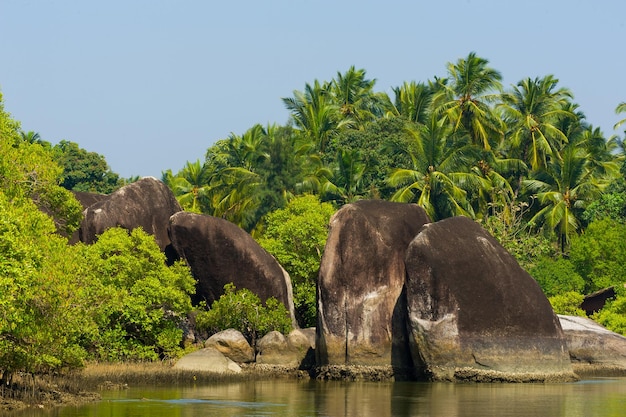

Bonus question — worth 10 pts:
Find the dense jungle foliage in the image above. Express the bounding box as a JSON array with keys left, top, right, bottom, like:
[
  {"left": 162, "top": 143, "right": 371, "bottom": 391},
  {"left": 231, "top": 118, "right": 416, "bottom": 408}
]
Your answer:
[{"left": 1, "top": 52, "right": 626, "bottom": 381}]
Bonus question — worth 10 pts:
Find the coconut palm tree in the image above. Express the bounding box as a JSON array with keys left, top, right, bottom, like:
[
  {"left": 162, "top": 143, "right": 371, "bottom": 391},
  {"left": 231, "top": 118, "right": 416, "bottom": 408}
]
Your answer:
[
  {"left": 614, "top": 102, "right": 626, "bottom": 131},
  {"left": 283, "top": 80, "right": 348, "bottom": 153},
  {"left": 498, "top": 75, "right": 575, "bottom": 171},
  {"left": 386, "top": 114, "right": 478, "bottom": 220},
  {"left": 434, "top": 52, "right": 503, "bottom": 150},
  {"left": 524, "top": 142, "right": 606, "bottom": 252},
  {"left": 321, "top": 148, "right": 370, "bottom": 205},
  {"left": 388, "top": 81, "right": 434, "bottom": 125},
  {"left": 329, "top": 66, "right": 389, "bottom": 129},
  {"left": 166, "top": 159, "right": 213, "bottom": 213}
]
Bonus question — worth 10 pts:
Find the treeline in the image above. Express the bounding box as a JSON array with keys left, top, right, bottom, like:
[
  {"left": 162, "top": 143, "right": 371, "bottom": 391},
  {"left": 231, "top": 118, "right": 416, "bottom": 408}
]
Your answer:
[
  {"left": 164, "top": 53, "right": 626, "bottom": 333},
  {"left": 1, "top": 52, "right": 626, "bottom": 381}
]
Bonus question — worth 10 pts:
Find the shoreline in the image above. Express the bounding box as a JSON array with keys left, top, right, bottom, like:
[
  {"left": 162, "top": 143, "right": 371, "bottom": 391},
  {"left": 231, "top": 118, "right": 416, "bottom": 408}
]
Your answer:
[{"left": 2, "top": 361, "right": 625, "bottom": 412}]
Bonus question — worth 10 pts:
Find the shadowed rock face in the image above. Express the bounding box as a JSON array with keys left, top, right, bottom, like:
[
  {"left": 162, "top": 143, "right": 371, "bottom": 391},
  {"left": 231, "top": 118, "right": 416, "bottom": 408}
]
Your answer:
[
  {"left": 67, "top": 191, "right": 108, "bottom": 244},
  {"left": 79, "top": 177, "right": 181, "bottom": 257},
  {"left": 316, "top": 200, "right": 431, "bottom": 369},
  {"left": 405, "top": 216, "right": 574, "bottom": 382},
  {"left": 168, "top": 211, "right": 297, "bottom": 327}
]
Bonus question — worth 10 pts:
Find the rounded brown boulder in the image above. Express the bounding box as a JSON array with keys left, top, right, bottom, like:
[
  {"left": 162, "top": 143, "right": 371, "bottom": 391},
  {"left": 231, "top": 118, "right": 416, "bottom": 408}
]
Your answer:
[
  {"left": 316, "top": 200, "right": 430, "bottom": 372},
  {"left": 168, "top": 211, "right": 297, "bottom": 327},
  {"left": 404, "top": 216, "right": 576, "bottom": 382}
]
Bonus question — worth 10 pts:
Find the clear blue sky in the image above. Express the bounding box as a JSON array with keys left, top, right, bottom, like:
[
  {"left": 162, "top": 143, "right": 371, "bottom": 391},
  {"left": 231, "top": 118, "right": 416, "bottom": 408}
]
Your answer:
[{"left": 1, "top": 0, "right": 625, "bottom": 178}]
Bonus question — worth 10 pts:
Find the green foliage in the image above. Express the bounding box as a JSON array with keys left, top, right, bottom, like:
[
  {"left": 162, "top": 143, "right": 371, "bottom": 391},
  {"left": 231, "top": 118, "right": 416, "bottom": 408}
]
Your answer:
[
  {"left": 569, "top": 219, "right": 626, "bottom": 293},
  {"left": 583, "top": 190, "right": 626, "bottom": 224},
  {"left": 0, "top": 193, "right": 94, "bottom": 377},
  {"left": 256, "top": 195, "right": 335, "bottom": 327},
  {"left": 195, "top": 283, "right": 292, "bottom": 345},
  {"left": 481, "top": 208, "right": 557, "bottom": 272},
  {"left": 548, "top": 291, "right": 586, "bottom": 316},
  {"left": 52, "top": 140, "right": 122, "bottom": 193},
  {"left": 86, "top": 227, "right": 196, "bottom": 361},
  {"left": 529, "top": 256, "right": 585, "bottom": 297},
  {"left": 593, "top": 290, "right": 626, "bottom": 336}
]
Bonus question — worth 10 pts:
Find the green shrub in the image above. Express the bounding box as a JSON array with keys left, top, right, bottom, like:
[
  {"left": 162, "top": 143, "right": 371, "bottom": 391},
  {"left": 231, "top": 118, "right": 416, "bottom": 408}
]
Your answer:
[
  {"left": 593, "top": 289, "right": 626, "bottom": 336},
  {"left": 195, "top": 283, "right": 292, "bottom": 345},
  {"left": 548, "top": 291, "right": 586, "bottom": 316},
  {"left": 86, "top": 227, "right": 196, "bottom": 361},
  {"left": 256, "top": 195, "right": 335, "bottom": 327},
  {"left": 529, "top": 256, "right": 585, "bottom": 297}
]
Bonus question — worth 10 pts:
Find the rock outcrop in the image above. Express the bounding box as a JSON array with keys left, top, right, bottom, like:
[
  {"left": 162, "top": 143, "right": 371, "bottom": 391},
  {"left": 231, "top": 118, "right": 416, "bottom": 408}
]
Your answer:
[
  {"left": 79, "top": 177, "right": 181, "bottom": 260},
  {"left": 256, "top": 328, "right": 316, "bottom": 368},
  {"left": 169, "top": 211, "right": 297, "bottom": 327},
  {"left": 316, "top": 200, "right": 430, "bottom": 371},
  {"left": 404, "top": 216, "right": 575, "bottom": 382},
  {"left": 205, "top": 329, "right": 255, "bottom": 363},
  {"left": 559, "top": 314, "right": 626, "bottom": 375},
  {"left": 173, "top": 347, "right": 242, "bottom": 373}
]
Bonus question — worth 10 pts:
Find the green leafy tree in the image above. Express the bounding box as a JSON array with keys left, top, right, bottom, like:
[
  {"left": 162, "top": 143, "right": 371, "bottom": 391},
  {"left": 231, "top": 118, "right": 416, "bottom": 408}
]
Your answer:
[
  {"left": 0, "top": 194, "right": 95, "bottom": 381},
  {"left": 569, "top": 219, "right": 626, "bottom": 293},
  {"left": 256, "top": 195, "right": 335, "bottom": 327},
  {"left": 195, "top": 283, "right": 292, "bottom": 345},
  {"left": 529, "top": 257, "right": 585, "bottom": 297},
  {"left": 388, "top": 81, "right": 434, "bottom": 125},
  {"left": 52, "top": 140, "right": 121, "bottom": 193},
  {"left": 85, "top": 227, "right": 195, "bottom": 361}
]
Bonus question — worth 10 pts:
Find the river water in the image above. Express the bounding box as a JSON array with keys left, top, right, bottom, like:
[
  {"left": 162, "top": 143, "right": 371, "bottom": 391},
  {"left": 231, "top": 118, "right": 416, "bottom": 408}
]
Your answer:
[{"left": 10, "top": 377, "right": 626, "bottom": 417}]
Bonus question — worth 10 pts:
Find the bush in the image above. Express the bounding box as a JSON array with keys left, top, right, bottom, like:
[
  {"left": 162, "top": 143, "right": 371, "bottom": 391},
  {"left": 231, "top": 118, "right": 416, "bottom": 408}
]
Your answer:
[
  {"left": 569, "top": 219, "right": 626, "bottom": 293},
  {"left": 548, "top": 291, "right": 586, "bottom": 316},
  {"left": 529, "top": 256, "right": 585, "bottom": 297},
  {"left": 593, "top": 289, "right": 626, "bottom": 336},
  {"left": 195, "top": 283, "right": 292, "bottom": 345},
  {"left": 256, "top": 195, "right": 335, "bottom": 327},
  {"left": 85, "top": 227, "right": 196, "bottom": 361}
]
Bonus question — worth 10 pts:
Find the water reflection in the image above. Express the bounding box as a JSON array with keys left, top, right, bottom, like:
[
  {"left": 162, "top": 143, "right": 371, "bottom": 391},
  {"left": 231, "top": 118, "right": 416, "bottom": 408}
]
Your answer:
[{"left": 8, "top": 377, "right": 626, "bottom": 417}]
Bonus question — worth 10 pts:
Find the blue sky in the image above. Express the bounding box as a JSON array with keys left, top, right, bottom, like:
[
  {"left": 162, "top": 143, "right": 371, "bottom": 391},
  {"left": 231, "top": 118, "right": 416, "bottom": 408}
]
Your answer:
[{"left": 1, "top": 0, "right": 625, "bottom": 178}]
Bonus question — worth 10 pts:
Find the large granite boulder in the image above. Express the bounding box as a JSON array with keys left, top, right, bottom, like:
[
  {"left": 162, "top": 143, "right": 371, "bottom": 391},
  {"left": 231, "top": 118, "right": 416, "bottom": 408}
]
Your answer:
[
  {"left": 173, "top": 347, "right": 242, "bottom": 373},
  {"left": 404, "top": 216, "right": 575, "bottom": 382},
  {"left": 204, "top": 329, "right": 255, "bottom": 363},
  {"left": 559, "top": 315, "right": 626, "bottom": 375},
  {"left": 169, "top": 211, "right": 297, "bottom": 327},
  {"left": 316, "top": 200, "right": 430, "bottom": 372},
  {"left": 79, "top": 177, "right": 181, "bottom": 258}
]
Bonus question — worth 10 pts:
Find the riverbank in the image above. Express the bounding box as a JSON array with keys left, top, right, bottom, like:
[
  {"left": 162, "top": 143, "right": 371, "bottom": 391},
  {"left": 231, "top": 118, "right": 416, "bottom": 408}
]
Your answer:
[
  {"left": 3, "top": 361, "right": 626, "bottom": 412},
  {"left": 0, "top": 362, "right": 307, "bottom": 412}
]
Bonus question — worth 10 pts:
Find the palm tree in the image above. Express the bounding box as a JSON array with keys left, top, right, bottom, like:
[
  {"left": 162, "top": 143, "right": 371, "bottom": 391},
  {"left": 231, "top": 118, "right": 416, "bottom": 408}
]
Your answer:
[
  {"left": 166, "top": 160, "right": 213, "bottom": 213},
  {"left": 386, "top": 115, "right": 478, "bottom": 220},
  {"left": 388, "top": 81, "right": 434, "bottom": 125},
  {"left": 283, "top": 80, "right": 347, "bottom": 153},
  {"left": 329, "top": 66, "right": 388, "bottom": 129},
  {"left": 614, "top": 102, "right": 626, "bottom": 131},
  {"left": 435, "top": 52, "right": 503, "bottom": 150},
  {"left": 498, "top": 75, "right": 575, "bottom": 171},
  {"left": 321, "top": 148, "right": 370, "bottom": 205},
  {"left": 524, "top": 142, "right": 606, "bottom": 252}
]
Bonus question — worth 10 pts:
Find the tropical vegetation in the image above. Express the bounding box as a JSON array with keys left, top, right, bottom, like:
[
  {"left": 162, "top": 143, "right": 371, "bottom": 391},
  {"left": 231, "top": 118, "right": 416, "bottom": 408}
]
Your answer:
[{"left": 1, "top": 52, "right": 626, "bottom": 386}]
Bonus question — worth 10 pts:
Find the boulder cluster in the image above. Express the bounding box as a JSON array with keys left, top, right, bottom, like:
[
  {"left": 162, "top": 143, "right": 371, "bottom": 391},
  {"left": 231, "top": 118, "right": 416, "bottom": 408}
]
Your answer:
[{"left": 74, "top": 177, "right": 626, "bottom": 382}]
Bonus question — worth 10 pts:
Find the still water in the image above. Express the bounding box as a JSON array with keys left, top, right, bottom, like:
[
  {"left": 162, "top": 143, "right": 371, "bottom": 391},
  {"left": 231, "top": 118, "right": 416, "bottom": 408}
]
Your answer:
[{"left": 11, "top": 377, "right": 626, "bottom": 417}]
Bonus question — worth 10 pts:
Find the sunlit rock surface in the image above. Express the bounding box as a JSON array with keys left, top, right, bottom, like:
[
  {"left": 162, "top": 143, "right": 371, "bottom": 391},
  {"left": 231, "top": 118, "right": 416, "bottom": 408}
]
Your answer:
[
  {"left": 405, "top": 216, "right": 576, "bottom": 382},
  {"left": 316, "top": 200, "right": 430, "bottom": 371}
]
